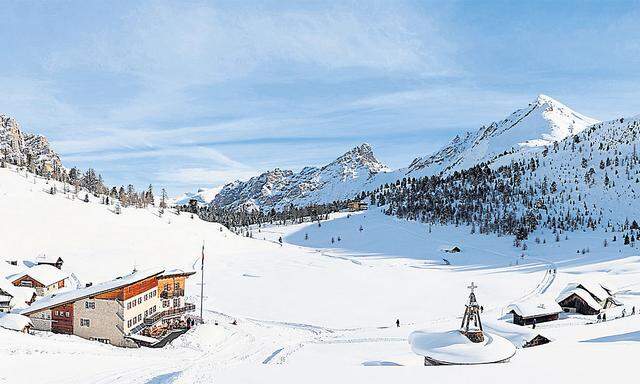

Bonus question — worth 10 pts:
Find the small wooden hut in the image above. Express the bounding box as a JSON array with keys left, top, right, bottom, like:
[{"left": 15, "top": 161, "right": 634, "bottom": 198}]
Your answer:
[{"left": 506, "top": 298, "right": 562, "bottom": 326}]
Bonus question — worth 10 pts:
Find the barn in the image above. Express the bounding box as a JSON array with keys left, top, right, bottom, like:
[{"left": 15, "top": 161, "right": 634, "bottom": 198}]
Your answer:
[
  {"left": 556, "top": 282, "right": 621, "bottom": 315},
  {"left": 506, "top": 297, "right": 562, "bottom": 326}
]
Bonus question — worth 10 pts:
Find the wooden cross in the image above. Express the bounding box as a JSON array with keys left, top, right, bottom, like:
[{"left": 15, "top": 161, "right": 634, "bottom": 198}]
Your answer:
[{"left": 467, "top": 282, "right": 478, "bottom": 293}]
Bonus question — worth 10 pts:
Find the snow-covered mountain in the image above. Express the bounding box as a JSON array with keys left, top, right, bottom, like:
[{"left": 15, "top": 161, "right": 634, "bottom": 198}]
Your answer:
[
  {"left": 209, "top": 95, "right": 601, "bottom": 212},
  {"left": 377, "top": 111, "right": 640, "bottom": 238},
  {"left": 405, "top": 95, "right": 599, "bottom": 177},
  {"left": 0, "top": 115, "right": 64, "bottom": 174},
  {"left": 212, "top": 143, "right": 390, "bottom": 211},
  {"left": 173, "top": 186, "right": 223, "bottom": 207}
]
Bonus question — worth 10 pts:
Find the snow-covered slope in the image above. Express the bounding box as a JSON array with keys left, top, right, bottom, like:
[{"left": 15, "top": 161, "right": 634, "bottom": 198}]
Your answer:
[
  {"left": 0, "top": 115, "right": 63, "bottom": 173},
  {"left": 212, "top": 143, "right": 389, "bottom": 211},
  {"left": 3, "top": 164, "right": 640, "bottom": 383},
  {"left": 405, "top": 94, "right": 599, "bottom": 177}
]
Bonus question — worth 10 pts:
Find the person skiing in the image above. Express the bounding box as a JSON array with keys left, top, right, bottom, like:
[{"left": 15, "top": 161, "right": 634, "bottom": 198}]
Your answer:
[
  {"left": 532, "top": 318, "right": 536, "bottom": 329},
  {"left": 396, "top": 319, "right": 400, "bottom": 328},
  {"left": 597, "top": 313, "right": 601, "bottom": 322},
  {"left": 632, "top": 306, "right": 636, "bottom": 316},
  {"left": 602, "top": 313, "right": 607, "bottom": 322}
]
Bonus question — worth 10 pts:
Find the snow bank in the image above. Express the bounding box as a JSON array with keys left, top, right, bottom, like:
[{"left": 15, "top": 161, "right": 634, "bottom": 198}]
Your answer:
[
  {"left": 0, "top": 312, "right": 31, "bottom": 331},
  {"left": 409, "top": 330, "right": 516, "bottom": 364}
]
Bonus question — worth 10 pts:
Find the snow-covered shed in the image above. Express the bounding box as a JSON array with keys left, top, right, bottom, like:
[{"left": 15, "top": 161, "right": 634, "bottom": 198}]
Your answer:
[
  {"left": 0, "top": 312, "right": 32, "bottom": 333},
  {"left": 556, "top": 282, "right": 620, "bottom": 315},
  {"left": 0, "top": 278, "right": 37, "bottom": 312},
  {"left": 7, "top": 264, "right": 70, "bottom": 296},
  {"left": 506, "top": 297, "right": 562, "bottom": 326}
]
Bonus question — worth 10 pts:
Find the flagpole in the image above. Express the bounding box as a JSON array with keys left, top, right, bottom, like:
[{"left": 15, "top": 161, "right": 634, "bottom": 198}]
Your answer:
[{"left": 200, "top": 240, "right": 205, "bottom": 324}]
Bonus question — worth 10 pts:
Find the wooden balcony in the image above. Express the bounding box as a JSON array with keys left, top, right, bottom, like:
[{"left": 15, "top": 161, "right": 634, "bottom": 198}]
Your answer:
[
  {"left": 160, "top": 289, "right": 184, "bottom": 299},
  {"left": 143, "top": 303, "right": 196, "bottom": 326}
]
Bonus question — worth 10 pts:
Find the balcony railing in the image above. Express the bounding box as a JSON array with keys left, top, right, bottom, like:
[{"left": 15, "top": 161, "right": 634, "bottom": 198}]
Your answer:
[
  {"left": 160, "top": 289, "right": 184, "bottom": 299},
  {"left": 143, "top": 303, "right": 196, "bottom": 326}
]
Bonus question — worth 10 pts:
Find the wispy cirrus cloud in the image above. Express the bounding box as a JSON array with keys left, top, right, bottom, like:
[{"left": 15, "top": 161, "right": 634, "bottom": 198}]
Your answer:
[
  {"left": 45, "top": 2, "right": 452, "bottom": 84},
  {"left": 155, "top": 167, "right": 258, "bottom": 187}
]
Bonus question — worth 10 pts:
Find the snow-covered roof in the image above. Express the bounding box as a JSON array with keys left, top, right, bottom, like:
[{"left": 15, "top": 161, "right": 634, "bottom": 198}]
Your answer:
[
  {"left": 20, "top": 268, "right": 164, "bottom": 315},
  {"left": 409, "top": 330, "right": 516, "bottom": 364},
  {"left": 8, "top": 264, "right": 69, "bottom": 286},
  {"left": 506, "top": 297, "right": 562, "bottom": 318},
  {"left": 556, "top": 287, "right": 602, "bottom": 311},
  {"left": 484, "top": 319, "right": 551, "bottom": 348},
  {"left": 159, "top": 269, "right": 196, "bottom": 278},
  {"left": 0, "top": 278, "right": 36, "bottom": 309},
  {"left": 557, "top": 282, "right": 613, "bottom": 304},
  {"left": 0, "top": 312, "right": 32, "bottom": 331}
]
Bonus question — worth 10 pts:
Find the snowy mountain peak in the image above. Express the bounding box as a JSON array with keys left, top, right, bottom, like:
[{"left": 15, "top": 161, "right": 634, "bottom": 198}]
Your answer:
[
  {"left": 212, "top": 143, "right": 389, "bottom": 211},
  {"left": 330, "top": 143, "right": 390, "bottom": 174},
  {"left": 534, "top": 93, "right": 561, "bottom": 106},
  {"left": 406, "top": 94, "right": 599, "bottom": 177}
]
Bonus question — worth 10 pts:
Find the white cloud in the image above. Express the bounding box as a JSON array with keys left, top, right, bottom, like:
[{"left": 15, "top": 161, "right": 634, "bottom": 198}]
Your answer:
[
  {"left": 63, "top": 145, "right": 246, "bottom": 167},
  {"left": 155, "top": 167, "right": 257, "bottom": 186},
  {"left": 45, "top": 2, "right": 451, "bottom": 84}
]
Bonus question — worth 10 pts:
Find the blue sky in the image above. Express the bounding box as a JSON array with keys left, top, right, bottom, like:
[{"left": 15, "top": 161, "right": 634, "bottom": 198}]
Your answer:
[{"left": 1, "top": 0, "right": 640, "bottom": 195}]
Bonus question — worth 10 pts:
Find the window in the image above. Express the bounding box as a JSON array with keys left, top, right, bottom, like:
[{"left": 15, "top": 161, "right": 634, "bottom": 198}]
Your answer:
[
  {"left": 173, "top": 298, "right": 180, "bottom": 307},
  {"left": 138, "top": 297, "right": 142, "bottom": 304},
  {"left": 164, "top": 283, "right": 169, "bottom": 291},
  {"left": 85, "top": 301, "right": 95, "bottom": 309},
  {"left": 80, "top": 318, "right": 90, "bottom": 327},
  {"left": 163, "top": 300, "right": 169, "bottom": 308},
  {"left": 54, "top": 310, "right": 59, "bottom": 316},
  {"left": 127, "top": 319, "right": 131, "bottom": 327},
  {"left": 138, "top": 314, "right": 142, "bottom": 321},
  {"left": 65, "top": 311, "right": 70, "bottom": 317},
  {"left": 20, "top": 280, "right": 33, "bottom": 287},
  {"left": 174, "top": 282, "right": 180, "bottom": 291}
]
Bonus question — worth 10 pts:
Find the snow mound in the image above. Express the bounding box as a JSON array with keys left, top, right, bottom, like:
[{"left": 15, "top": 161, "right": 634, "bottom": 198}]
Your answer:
[
  {"left": 0, "top": 312, "right": 32, "bottom": 331},
  {"left": 409, "top": 330, "right": 516, "bottom": 365}
]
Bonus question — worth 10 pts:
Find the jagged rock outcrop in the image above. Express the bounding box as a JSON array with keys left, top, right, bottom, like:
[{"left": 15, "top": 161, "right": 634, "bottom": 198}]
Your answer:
[
  {"left": 212, "top": 143, "right": 389, "bottom": 211},
  {"left": 0, "top": 115, "right": 63, "bottom": 175}
]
